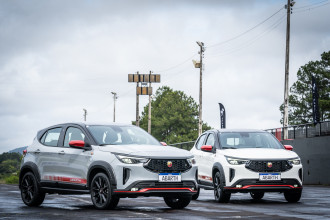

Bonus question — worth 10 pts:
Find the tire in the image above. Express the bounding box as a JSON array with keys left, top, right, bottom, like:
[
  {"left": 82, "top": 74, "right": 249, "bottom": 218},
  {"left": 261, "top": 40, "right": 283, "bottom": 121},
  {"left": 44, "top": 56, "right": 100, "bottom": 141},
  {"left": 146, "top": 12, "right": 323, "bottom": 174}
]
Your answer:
[
  {"left": 20, "top": 172, "right": 45, "bottom": 206},
  {"left": 284, "top": 190, "right": 302, "bottom": 203},
  {"left": 192, "top": 187, "right": 200, "bottom": 200},
  {"left": 164, "top": 196, "right": 191, "bottom": 209},
  {"left": 90, "top": 173, "right": 119, "bottom": 210},
  {"left": 250, "top": 192, "right": 264, "bottom": 201},
  {"left": 213, "top": 171, "right": 231, "bottom": 203}
]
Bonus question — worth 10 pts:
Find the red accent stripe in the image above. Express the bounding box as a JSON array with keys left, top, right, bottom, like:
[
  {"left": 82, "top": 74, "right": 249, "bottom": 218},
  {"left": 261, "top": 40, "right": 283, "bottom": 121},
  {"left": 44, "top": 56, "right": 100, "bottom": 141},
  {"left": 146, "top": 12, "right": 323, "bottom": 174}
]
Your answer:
[
  {"left": 114, "top": 188, "right": 196, "bottom": 193},
  {"left": 224, "top": 185, "right": 302, "bottom": 190},
  {"left": 43, "top": 175, "right": 87, "bottom": 184}
]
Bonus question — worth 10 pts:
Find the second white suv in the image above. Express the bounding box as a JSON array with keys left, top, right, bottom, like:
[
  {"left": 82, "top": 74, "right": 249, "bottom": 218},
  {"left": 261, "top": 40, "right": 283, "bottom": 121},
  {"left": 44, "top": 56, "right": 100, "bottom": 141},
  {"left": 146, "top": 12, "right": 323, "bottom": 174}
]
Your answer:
[{"left": 191, "top": 129, "right": 303, "bottom": 203}]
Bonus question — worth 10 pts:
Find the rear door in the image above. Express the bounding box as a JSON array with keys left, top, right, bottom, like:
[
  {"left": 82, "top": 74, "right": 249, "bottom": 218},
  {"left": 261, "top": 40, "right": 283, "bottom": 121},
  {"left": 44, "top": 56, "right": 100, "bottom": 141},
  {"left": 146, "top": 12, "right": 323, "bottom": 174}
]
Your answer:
[{"left": 37, "top": 127, "right": 64, "bottom": 185}]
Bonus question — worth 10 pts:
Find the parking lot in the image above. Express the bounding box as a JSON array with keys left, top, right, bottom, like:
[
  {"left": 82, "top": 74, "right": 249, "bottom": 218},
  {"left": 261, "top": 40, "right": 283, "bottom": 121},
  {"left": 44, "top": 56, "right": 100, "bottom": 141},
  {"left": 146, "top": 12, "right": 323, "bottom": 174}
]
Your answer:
[{"left": 1, "top": 184, "right": 330, "bottom": 219}]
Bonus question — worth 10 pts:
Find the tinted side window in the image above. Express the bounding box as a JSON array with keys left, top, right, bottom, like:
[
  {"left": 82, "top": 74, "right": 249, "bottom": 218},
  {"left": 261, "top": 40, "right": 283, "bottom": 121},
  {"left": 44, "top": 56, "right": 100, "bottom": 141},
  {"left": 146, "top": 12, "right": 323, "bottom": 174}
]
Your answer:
[
  {"left": 205, "top": 133, "right": 215, "bottom": 147},
  {"left": 64, "top": 127, "right": 85, "bottom": 147},
  {"left": 42, "top": 128, "right": 62, "bottom": 147},
  {"left": 195, "top": 134, "right": 206, "bottom": 150}
]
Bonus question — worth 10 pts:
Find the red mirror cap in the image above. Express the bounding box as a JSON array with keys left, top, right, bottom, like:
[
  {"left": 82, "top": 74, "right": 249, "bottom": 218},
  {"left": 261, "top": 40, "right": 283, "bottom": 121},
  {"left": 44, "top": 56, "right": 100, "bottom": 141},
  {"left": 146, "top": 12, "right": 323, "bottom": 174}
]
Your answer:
[
  {"left": 201, "top": 145, "right": 213, "bottom": 151},
  {"left": 69, "top": 140, "right": 85, "bottom": 148},
  {"left": 284, "top": 145, "right": 293, "bottom": 151},
  {"left": 160, "top": 142, "right": 167, "bottom": 146}
]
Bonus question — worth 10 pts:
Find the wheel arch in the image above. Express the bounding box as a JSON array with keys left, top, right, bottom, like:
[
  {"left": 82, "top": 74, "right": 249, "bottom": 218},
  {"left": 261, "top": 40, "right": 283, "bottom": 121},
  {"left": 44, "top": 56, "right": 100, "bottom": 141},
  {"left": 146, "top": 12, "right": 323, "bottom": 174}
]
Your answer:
[
  {"left": 87, "top": 161, "right": 117, "bottom": 189},
  {"left": 19, "top": 162, "right": 41, "bottom": 189},
  {"left": 212, "top": 162, "right": 226, "bottom": 182}
]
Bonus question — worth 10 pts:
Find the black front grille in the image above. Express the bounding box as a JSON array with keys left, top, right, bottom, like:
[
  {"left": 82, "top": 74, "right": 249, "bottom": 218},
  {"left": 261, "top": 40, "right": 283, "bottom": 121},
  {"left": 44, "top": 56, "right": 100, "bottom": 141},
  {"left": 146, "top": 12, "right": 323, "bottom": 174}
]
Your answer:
[
  {"left": 245, "top": 160, "right": 292, "bottom": 172},
  {"left": 144, "top": 159, "right": 191, "bottom": 173}
]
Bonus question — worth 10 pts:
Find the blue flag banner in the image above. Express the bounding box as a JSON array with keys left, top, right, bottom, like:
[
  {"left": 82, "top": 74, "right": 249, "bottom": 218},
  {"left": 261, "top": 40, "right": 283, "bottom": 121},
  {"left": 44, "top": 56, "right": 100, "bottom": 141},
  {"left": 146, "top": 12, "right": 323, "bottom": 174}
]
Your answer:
[
  {"left": 312, "top": 75, "right": 320, "bottom": 125},
  {"left": 219, "top": 103, "right": 226, "bottom": 129}
]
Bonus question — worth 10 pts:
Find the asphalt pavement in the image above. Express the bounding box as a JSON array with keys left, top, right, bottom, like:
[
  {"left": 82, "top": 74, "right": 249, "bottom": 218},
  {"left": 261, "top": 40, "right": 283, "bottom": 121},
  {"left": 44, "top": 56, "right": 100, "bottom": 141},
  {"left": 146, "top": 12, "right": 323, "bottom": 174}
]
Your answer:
[{"left": 1, "top": 184, "right": 330, "bottom": 219}]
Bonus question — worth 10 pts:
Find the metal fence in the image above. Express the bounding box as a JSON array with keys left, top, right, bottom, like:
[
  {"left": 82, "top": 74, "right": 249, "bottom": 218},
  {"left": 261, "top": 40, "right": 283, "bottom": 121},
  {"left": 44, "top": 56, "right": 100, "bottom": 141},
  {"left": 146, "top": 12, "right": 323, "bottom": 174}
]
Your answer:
[
  {"left": 170, "top": 121, "right": 330, "bottom": 149},
  {"left": 169, "top": 141, "right": 195, "bottom": 151},
  {"left": 265, "top": 121, "right": 330, "bottom": 140}
]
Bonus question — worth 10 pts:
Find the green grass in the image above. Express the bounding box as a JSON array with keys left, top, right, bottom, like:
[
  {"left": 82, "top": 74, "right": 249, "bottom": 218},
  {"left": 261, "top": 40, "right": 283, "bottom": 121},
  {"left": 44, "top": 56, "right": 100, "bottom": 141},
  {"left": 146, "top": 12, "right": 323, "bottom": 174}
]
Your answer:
[{"left": 5, "top": 175, "right": 19, "bottom": 184}]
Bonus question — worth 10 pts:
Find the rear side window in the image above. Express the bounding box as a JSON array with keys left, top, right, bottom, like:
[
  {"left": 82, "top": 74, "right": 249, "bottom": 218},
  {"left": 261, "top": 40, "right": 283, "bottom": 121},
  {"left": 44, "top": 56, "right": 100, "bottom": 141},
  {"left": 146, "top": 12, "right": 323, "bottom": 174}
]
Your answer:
[
  {"left": 41, "top": 128, "right": 62, "bottom": 147},
  {"left": 195, "top": 134, "right": 206, "bottom": 150}
]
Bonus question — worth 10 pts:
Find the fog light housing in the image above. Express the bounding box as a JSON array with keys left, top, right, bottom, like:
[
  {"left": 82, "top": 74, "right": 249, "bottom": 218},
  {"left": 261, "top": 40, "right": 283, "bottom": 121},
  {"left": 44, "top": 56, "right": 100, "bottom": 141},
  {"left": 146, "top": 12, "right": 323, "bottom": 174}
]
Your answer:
[
  {"left": 236, "top": 185, "right": 242, "bottom": 188},
  {"left": 131, "top": 188, "right": 139, "bottom": 191}
]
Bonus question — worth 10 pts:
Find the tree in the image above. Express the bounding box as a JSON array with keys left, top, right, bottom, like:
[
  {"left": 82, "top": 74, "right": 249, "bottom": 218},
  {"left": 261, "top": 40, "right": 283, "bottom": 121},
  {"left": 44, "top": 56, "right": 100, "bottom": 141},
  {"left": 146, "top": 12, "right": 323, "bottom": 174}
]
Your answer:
[
  {"left": 138, "top": 86, "right": 211, "bottom": 144},
  {"left": 280, "top": 51, "right": 330, "bottom": 125}
]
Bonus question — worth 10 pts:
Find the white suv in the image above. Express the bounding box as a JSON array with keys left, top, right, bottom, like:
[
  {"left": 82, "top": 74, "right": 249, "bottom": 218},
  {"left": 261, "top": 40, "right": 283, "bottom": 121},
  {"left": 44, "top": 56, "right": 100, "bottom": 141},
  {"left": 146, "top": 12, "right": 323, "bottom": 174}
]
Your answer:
[
  {"left": 19, "top": 123, "right": 198, "bottom": 209},
  {"left": 190, "top": 129, "right": 302, "bottom": 203}
]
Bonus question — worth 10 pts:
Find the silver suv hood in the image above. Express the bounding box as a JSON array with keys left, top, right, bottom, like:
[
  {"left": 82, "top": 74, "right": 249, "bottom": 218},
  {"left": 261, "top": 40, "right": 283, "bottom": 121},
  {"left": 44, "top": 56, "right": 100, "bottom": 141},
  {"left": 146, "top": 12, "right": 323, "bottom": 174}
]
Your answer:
[{"left": 97, "top": 144, "right": 193, "bottom": 159}]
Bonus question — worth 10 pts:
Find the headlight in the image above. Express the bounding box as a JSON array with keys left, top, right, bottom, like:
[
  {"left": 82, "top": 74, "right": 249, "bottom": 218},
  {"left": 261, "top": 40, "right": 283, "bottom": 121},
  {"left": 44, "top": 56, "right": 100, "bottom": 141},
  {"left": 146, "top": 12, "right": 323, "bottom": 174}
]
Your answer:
[
  {"left": 288, "top": 158, "right": 301, "bottom": 165},
  {"left": 187, "top": 157, "right": 196, "bottom": 166},
  {"left": 226, "top": 157, "right": 249, "bottom": 165},
  {"left": 115, "top": 154, "right": 149, "bottom": 164}
]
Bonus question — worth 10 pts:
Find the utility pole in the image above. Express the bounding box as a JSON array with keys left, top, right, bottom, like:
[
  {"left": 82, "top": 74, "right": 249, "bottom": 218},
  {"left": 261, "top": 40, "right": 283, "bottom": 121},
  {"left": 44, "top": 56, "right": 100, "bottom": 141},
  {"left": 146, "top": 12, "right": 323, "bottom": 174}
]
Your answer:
[
  {"left": 128, "top": 72, "right": 160, "bottom": 128},
  {"left": 83, "top": 108, "right": 87, "bottom": 122},
  {"left": 283, "top": 0, "right": 295, "bottom": 139},
  {"left": 148, "top": 71, "right": 152, "bottom": 134},
  {"left": 196, "top": 41, "right": 205, "bottom": 136},
  {"left": 111, "top": 92, "right": 118, "bottom": 122}
]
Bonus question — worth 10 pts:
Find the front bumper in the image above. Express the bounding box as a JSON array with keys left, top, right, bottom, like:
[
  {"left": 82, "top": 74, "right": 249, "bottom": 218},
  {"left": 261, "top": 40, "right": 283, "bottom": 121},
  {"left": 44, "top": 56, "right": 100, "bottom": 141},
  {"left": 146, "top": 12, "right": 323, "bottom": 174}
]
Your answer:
[
  {"left": 113, "top": 180, "right": 197, "bottom": 198},
  {"left": 224, "top": 178, "right": 302, "bottom": 193}
]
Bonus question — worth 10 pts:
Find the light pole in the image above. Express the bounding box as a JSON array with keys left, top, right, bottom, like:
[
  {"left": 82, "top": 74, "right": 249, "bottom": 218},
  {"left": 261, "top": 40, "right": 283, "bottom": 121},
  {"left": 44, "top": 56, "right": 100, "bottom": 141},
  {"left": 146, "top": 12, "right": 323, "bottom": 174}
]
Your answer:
[
  {"left": 83, "top": 109, "right": 87, "bottom": 121},
  {"left": 111, "top": 92, "right": 118, "bottom": 122}
]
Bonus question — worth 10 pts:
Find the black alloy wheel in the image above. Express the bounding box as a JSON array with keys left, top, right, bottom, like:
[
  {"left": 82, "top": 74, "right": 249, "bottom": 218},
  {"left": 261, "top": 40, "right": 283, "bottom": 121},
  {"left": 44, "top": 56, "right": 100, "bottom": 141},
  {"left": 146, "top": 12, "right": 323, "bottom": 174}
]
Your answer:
[
  {"left": 250, "top": 192, "right": 265, "bottom": 201},
  {"left": 91, "top": 173, "right": 119, "bottom": 209},
  {"left": 20, "top": 172, "right": 45, "bottom": 206},
  {"left": 213, "top": 171, "right": 231, "bottom": 203},
  {"left": 164, "top": 196, "right": 191, "bottom": 209}
]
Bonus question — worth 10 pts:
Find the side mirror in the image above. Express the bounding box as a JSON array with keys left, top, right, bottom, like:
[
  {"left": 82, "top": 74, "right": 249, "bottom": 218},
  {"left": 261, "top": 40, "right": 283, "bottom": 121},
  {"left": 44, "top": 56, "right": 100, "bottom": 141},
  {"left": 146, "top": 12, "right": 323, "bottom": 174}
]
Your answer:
[
  {"left": 201, "top": 145, "right": 213, "bottom": 152},
  {"left": 160, "top": 142, "right": 167, "bottom": 146},
  {"left": 69, "top": 140, "right": 85, "bottom": 148},
  {"left": 284, "top": 145, "right": 293, "bottom": 151}
]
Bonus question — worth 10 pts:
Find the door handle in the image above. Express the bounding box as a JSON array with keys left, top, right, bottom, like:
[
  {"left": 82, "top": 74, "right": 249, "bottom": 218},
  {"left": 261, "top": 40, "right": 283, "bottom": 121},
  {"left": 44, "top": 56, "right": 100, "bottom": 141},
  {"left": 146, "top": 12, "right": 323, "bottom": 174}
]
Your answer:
[
  {"left": 58, "top": 150, "right": 65, "bottom": 155},
  {"left": 35, "top": 149, "right": 41, "bottom": 154}
]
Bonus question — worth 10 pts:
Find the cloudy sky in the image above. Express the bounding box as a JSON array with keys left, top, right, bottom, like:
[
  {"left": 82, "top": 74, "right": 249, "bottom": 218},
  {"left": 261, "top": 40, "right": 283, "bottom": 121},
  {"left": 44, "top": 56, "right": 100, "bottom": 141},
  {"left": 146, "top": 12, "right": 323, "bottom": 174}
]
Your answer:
[{"left": 0, "top": 0, "right": 329, "bottom": 152}]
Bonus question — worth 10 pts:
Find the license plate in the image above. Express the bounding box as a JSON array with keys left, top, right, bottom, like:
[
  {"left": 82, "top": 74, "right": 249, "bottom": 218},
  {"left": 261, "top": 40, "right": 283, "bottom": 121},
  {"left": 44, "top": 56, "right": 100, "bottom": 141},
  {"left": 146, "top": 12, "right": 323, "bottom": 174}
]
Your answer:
[
  {"left": 159, "top": 173, "right": 181, "bottom": 182},
  {"left": 259, "top": 173, "right": 281, "bottom": 181}
]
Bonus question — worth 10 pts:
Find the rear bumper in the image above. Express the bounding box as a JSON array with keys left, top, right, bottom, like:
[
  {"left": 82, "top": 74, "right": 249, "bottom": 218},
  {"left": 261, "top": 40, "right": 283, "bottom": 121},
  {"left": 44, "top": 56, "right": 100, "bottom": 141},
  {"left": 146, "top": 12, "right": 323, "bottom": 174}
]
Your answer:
[
  {"left": 113, "top": 180, "right": 197, "bottom": 198},
  {"left": 224, "top": 178, "right": 302, "bottom": 193}
]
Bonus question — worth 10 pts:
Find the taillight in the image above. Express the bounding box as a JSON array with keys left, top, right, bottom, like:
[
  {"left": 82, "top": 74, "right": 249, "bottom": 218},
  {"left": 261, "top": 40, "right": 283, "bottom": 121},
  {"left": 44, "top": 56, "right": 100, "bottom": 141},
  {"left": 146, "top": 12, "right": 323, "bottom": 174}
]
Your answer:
[{"left": 23, "top": 149, "right": 27, "bottom": 157}]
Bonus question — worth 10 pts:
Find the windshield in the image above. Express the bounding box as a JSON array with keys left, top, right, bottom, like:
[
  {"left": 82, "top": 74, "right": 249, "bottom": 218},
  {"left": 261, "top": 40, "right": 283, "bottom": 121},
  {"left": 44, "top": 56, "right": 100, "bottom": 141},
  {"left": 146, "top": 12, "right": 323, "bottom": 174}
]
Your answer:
[
  {"left": 219, "top": 132, "right": 283, "bottom": 149},
  {"left": 87, "top": 125, "right": 161, "bottom": 146}
]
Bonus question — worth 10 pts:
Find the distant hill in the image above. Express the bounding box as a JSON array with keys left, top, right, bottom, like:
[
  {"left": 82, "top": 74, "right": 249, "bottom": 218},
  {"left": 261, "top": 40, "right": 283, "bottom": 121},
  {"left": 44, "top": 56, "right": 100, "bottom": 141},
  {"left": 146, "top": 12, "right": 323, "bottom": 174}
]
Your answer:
[{"left": 9, "top": 146, "right": 27, "bottom": 155}]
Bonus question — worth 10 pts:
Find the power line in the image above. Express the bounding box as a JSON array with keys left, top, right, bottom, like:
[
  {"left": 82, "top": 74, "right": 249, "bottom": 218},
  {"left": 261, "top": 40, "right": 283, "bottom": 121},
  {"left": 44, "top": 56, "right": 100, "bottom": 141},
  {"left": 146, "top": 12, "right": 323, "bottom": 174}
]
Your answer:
[
  {"left": 294, "top": 0, "right": 328, "bottom": 9},
  {"left": 294, "top": 2, "right": 329, "bottom": 13},
  {"left": 207, "top": 7, "right": 284, "bottom": 48},
  {"left": 208, "top": 14, "right": 286, "bottom": 58},
  {"left": 154, "top": 53, "right": 198, "bottom": 73}
]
